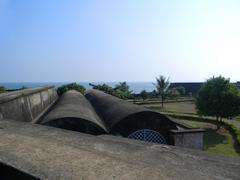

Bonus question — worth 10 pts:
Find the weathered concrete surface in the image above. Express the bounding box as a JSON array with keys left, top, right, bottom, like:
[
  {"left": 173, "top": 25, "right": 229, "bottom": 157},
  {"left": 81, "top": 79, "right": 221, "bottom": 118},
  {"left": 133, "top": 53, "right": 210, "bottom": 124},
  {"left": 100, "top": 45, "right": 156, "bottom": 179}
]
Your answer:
[
  {"left": 0, "top": 86, "right": 58, "bottom": 122},
  {"left": 41, "top": 90, "right": 107, "bottom": 135},
  {"left": 170, "top": 129, "right": 205, "bottom": 150},
  {"left": 0, "top": 119, "right": 239, "bottom": 180}
]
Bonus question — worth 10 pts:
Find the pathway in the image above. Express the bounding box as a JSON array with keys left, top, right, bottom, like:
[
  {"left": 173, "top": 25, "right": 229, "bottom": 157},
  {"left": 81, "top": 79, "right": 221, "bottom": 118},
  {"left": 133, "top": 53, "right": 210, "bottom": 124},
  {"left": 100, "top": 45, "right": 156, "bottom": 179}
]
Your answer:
[{"left": 160, "top": 112, "right": 240, "bottom": 130}]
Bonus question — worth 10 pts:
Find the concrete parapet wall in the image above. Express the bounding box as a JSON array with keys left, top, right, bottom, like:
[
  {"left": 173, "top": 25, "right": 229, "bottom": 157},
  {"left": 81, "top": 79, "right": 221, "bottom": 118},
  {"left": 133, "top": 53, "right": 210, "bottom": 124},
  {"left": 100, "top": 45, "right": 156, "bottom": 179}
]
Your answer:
[
  {"left": 170, "top": 129, "right": 205, "bottom": 150},
  {"left": 0, "top": 119, "right": 239, "bottom": 179},
  {"left": 0, "top": 86, "right": 58, "bottom": 122}
]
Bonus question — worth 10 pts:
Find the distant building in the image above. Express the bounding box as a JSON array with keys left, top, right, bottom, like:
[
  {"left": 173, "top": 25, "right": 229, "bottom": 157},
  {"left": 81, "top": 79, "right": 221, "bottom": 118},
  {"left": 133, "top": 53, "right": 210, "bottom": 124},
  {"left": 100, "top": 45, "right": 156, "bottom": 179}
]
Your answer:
[
  {"left": 170, "top": 81, "right": 240, "bottom": 96},
  {"left": 236, "top": 81, "right": 240, "bottom": 87}
]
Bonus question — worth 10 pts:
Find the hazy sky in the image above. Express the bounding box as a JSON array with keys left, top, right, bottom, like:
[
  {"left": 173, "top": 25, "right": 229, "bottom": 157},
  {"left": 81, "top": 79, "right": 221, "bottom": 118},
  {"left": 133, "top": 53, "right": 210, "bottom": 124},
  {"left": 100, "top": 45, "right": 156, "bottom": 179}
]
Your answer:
[{"left": 0, "top": 0, "right": 239, "bottom": 82}]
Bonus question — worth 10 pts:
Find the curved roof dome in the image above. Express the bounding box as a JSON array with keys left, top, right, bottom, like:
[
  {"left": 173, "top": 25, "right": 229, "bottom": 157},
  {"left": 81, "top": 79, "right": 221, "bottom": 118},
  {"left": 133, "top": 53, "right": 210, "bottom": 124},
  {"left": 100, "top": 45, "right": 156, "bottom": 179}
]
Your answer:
[
  {"left": 85, "top": 90, "right": 178, "bottom": 140},
  {"left": 41, "top": 90, "right": 108, "bottom": 135}
]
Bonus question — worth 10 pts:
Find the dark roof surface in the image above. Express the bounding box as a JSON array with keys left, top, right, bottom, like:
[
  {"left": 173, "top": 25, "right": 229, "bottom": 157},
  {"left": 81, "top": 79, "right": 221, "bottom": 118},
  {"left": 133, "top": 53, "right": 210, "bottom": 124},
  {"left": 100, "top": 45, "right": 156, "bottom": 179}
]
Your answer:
[
  {"left": 41, "top": 90, "right": 108, "bottom": 133},
  {"left": 41, "top": 89, "right": 189, "bottom": 138},
  {"left": 85, "top": 89, "right": 177, "bottom": 132}
]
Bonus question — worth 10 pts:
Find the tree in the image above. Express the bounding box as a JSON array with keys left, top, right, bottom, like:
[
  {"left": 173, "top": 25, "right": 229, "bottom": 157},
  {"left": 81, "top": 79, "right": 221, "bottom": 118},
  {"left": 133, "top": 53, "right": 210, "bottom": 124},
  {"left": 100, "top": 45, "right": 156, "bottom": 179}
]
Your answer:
[
  {"left": 90, "top": 83, "right": 115, "bottom": 95},
  {"left": 154, "top": 75, "right": 170, "bottom": 107},
  {"left": 114, "top": 82, "right": 132, "bottom": 99},
  {"left": 196, "top": 76, "right": 240, "bottom": 127},
  {"left": 57, "top": 83, "right": 86, "bottom": 96},
  {"left": 175, "top": 86, "right": 186, "bottom": 96},
  {"left": 139, "top": 90, "right": 148, "bottom": 100},
  {"left": 21, "top": 86, "right": 28, "bottom": 90},
  {"left": 0, "top": 86, "right": 5, "bottom": 93},
  {"left": 168, "top": 86, "right": 186, "bottom": 99},
  {"left": 168, "top": 88, "right": 180, "bottom": 98},
  {"left": 151, "top": 90, "right": 158, "bottom": 99},
  {"left": 90, "top": 82, "right": 133, "bottom": 99}
]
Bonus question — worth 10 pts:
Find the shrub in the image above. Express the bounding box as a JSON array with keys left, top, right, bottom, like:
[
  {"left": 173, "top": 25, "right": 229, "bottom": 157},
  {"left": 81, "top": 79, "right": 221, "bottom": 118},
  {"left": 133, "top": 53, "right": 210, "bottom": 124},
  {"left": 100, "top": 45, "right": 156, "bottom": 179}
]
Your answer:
[
  {"left": 0, "top": 86, "right": 5, "bottom": 93},
  {"left": 168, "top": 114, "right": 240, "bottom": 145},
  {"left": 235, "top": 115, "right": 240, "bottom": 121},
  {"left": 90, "top": 82, "right": 133, "bottom": 99},
  {"left": 222, "top": 121, "right": 240, "bottom": 145},
  {"left": 57, "top": 83, "right": 86, "bottom": 96}
]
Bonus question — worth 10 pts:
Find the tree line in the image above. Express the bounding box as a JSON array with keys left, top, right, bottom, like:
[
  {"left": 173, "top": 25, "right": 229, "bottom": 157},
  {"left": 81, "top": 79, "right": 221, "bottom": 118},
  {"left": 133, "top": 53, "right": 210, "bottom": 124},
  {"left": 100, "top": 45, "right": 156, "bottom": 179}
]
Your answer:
[
  {"left": 55, "top": 76, "right": 186, "bottom": 102},
  {"left": 55, "top": 75, "right": 240, "bottom": 123},
  {"left": 1, "top": 75, "right": 239, "bottom": 123}
]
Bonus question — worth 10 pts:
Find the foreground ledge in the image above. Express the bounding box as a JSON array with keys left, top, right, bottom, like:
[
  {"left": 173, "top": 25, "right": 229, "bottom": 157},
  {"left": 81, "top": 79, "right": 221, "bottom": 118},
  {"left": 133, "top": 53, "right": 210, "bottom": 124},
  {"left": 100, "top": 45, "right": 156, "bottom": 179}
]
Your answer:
[{"left": 0, "top": 119, "right": 239, "bottom": 180}]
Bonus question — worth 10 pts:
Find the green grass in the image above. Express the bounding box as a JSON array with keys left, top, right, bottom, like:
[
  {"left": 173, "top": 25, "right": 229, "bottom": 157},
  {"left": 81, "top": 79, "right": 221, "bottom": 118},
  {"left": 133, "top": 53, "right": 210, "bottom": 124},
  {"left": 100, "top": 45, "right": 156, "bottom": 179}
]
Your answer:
[
  {"left": 144, "top": 101, "right": 197, "bottom": 115},
  {"left": 180, "top": 119, "right": 211, "bottom": 128},
  {"left": 144, "top": 101, "right": 240, "bottom": 157},
  {"left": 235, "top": 115, "right": 240, "bottom": 121},
  {"left": 204, "top": 129, "right": 238, "bottom": 156},
  {"left": 180, "top": 119, "right": 240, "bottom": 157},
  {"left": 146, "top": 101, "right": 240, "bottom": 121}
]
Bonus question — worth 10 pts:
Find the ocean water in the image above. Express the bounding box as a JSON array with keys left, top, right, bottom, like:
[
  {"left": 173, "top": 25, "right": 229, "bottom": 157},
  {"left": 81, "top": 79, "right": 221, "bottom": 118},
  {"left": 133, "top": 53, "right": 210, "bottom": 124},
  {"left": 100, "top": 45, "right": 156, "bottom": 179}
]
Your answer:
[{"left": 0, "top": 82, "right": 156, "bottom": 93}]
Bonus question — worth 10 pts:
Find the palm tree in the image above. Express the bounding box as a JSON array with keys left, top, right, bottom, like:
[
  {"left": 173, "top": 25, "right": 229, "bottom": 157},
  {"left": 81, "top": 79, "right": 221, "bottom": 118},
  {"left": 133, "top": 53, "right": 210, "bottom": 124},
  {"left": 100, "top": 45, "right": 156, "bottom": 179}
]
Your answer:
[{"left": 154, "top": 75, "right": 170, "bottom": 108}]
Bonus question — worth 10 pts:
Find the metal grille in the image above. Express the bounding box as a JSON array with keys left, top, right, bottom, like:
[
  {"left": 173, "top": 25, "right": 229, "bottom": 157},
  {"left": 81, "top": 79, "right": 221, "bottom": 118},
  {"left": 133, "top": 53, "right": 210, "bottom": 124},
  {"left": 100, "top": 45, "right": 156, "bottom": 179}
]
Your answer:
[{"left": 128, "top": 129, "right": 166, "bottom": 144}]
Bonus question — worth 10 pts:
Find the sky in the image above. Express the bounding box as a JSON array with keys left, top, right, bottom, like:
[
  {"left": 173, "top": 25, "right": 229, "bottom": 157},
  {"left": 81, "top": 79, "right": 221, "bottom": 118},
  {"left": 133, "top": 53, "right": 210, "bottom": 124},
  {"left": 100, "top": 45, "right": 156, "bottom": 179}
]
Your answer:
[{"left": 0, "top": 0, "right": 240, "bottom": 82}]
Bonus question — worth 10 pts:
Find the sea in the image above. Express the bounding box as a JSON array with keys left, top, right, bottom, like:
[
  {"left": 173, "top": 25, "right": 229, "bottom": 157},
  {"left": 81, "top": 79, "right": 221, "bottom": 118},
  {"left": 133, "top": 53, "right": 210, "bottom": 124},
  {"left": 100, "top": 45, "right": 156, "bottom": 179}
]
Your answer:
[{"left": 0, "top": 82, "right": 156, "bottom": 93}]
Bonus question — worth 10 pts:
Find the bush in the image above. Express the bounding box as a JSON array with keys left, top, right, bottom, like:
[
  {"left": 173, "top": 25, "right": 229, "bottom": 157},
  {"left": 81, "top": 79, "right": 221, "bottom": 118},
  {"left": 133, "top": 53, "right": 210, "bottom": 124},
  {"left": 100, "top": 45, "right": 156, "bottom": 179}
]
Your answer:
[
  {"left": 168, "top": 114, "right": 240, "bottom": 145},
  {"left": 90, "top": 82, "right": 133, "bottom": 99},
  {"left": 222, "top": 121, "right": 240, "bottom": 145},
  {"left": 235, "top": 115, "right": 240, "bottom": 121},
  {"left": 57, "top": 83, "right": 86, "bottom": 96},
  {"left": 132, "top": 90, "right": 158, "bottom": 100},
  {"left": 0, "top": 86, "right": 5, "bottom": 93}
]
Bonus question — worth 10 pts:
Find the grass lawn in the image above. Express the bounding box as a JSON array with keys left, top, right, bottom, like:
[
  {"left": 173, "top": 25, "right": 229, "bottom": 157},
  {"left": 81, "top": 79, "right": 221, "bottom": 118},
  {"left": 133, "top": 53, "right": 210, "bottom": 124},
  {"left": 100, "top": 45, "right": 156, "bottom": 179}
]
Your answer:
[
  {"left": 144, "top": 101, "right": 197, "bottom": 115},
  {"left": 180, "top": 119, "right": 240, "bottom": 157},
  {"left": 145, "top": 101, "right": 240, "bottom": 121},
  {"left": 144, "top": 100, "right": 240, "bottom": 157},
  {"left": 235, "top": 115, "right": 240, "bottom": 121}
]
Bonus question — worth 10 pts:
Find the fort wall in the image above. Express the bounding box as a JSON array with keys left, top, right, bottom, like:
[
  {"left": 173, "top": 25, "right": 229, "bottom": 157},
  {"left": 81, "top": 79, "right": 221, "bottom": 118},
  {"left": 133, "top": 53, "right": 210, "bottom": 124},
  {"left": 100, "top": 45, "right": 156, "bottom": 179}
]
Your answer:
[
  {"left": 0, "top": 86, "right": 58, "bottom": 123},
  {"left": 0, "top": 87, "right": 205, "bottom": 150}
]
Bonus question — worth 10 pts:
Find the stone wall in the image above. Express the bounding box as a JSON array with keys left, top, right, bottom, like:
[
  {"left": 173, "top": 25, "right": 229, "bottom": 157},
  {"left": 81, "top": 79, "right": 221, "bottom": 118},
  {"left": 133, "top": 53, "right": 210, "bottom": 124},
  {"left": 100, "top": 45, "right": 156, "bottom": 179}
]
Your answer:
[{"left": 0, "top": 86, "right": 58, "bottom": 123}]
